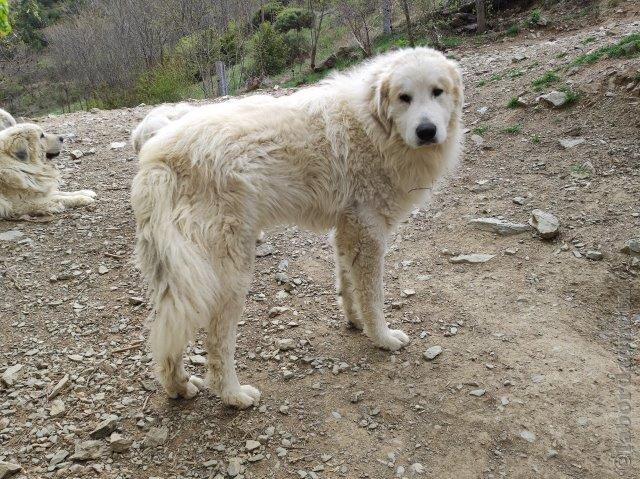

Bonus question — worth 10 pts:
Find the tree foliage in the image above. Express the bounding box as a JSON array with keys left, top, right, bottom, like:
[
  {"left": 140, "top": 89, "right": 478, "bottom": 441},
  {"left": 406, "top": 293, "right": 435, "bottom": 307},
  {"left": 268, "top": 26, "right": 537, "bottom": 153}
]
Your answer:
[
  {"left": 250, "top": 21, "right": 288, "bottom": 76},
  {"left": 274, "top": 7, "right": 313, "bottom": 33},
  {"left": 0, "top": 0, "right": 11, "bottom": 37}
]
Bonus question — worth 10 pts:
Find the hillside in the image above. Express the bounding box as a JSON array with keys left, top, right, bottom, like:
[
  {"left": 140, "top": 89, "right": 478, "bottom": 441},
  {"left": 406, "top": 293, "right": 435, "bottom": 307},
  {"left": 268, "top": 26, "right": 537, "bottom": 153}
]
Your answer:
[{"left": 0, "top": 2, "right": 639, "bottom": 478}]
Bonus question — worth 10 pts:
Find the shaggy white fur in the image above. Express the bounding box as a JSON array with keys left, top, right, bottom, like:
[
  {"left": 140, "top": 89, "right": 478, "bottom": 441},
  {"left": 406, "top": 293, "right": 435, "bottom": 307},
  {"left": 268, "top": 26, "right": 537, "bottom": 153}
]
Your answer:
[
  {"left": 131, "top": 103, "right": 196, "bottom": 153},
  {"left": 0, "top": 124, "right": 96, "bottom": 219},
  {"left": 0, "top": 108, "right": 17, "bottom": 131},
  {"left": 131, "top": 47, "right": 464, "bottom": 406}
]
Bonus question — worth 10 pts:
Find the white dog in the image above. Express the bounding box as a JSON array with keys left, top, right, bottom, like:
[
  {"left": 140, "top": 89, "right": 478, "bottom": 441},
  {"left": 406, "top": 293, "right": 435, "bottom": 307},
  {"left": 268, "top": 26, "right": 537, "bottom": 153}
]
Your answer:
[
  {"left": 0, "top": 124, "right": 96, "bottom": 218},
  {"left": 131, "top": 47, "right": 464, "bottom": 407},
  {"left": 131, "top": 103, "right": 196, "bottom": 153},
  {"left": 0, "top": 108, "right": 17, "bottom": 130}
]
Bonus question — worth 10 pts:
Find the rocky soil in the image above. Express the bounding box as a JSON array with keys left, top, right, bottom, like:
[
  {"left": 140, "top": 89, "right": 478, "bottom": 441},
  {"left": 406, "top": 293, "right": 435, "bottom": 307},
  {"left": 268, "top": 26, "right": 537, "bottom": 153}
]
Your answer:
[{"left": 1, "top": 3, "right": 640, "bottom": 479}]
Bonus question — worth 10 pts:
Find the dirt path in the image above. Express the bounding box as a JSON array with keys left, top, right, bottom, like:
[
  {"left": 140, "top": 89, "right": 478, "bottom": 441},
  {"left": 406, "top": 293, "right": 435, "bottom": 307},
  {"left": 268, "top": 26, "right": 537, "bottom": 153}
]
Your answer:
[{"left": 1, "top": 7, "right": 639, "bottom": 479}]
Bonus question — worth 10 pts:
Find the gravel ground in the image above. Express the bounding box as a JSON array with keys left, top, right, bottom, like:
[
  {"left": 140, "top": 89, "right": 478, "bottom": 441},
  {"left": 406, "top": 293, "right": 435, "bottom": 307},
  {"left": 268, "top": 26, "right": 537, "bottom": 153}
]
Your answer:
[{"left": 1, "top": 4, "right": 640, "bottom": 479}]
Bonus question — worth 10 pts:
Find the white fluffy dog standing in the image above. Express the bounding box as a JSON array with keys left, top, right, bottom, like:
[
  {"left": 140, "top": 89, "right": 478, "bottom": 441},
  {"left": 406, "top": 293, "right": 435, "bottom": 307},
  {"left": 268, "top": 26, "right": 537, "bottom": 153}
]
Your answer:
[{"left": 131, "top": 47, "right": 464, "bottom": 407}]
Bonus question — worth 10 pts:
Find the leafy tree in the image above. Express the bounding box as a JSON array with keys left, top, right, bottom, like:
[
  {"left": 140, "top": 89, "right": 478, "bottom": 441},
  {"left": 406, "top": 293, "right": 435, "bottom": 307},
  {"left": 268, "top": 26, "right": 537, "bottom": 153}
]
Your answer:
[
  {"left": 250, "top": 21, "right": 288, "bottom": 76},
  {"left": 220, "top": 20, "right": 243, "bottom": 65},
  {"left": 252, "top": 2, "right": 284, "bottom": 28},
  {"left": 274, "top": 7, "right": 313, "bottom": 33},
  {"left": 0, "top": 0, "right": 11, "bottom": 37},
  {"left": 12, "top": 0, "right": 46, "bottom": 49}
]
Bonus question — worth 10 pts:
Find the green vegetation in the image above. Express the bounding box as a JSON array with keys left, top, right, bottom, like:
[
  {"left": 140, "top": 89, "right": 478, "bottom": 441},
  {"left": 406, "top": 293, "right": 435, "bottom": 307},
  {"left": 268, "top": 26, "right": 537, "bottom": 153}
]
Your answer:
[
  {"left": 528, "top": 9, "right": 542, "bottom": 26},
  {"left": 250, "top": 21, "right": 289, "bottom": 76},
  {"left": 135, "top": 61, "right": 192, "bottom": 105},
  {"left": 442, "top": 36, "right": 462, "bottom": 48},
  {"left": 472, "top": 125, "right": 489, "bottom": 135},
  {"left": 560, "top": 87, "right": 580, "bottom": 106},
  {"left": 0, "top": 0, "right": 10, "bottom": 36},
  {"left": 532, "top": 70, "right": 560, "bottom": 90},
  {"left": 573, "top": 33, "right": 640, "bottom": 66},
  {"left": 506, "top": 96, "right": 520, "bottom": 108},
  {"left": 503, "top": 123, "right": 522, "bottom": 134},
  {"left": 531, "top": 134, "right": 541, "bottom": 144},
  {"left": 506, "top": 25, "right": 520, "bottom": 37},
  {"left": 274, "top": 7, "right": 313, "bottom": 33}
]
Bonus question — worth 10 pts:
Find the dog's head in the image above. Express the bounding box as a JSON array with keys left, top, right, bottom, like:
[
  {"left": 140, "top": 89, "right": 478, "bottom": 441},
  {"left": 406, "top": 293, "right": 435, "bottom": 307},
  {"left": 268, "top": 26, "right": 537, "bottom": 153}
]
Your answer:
[
  {"left": 370, "top": 48, "right": 463, "bottom": 149},
  {"left": 0, "top": 123, "right": 64, "bottom": 164}
]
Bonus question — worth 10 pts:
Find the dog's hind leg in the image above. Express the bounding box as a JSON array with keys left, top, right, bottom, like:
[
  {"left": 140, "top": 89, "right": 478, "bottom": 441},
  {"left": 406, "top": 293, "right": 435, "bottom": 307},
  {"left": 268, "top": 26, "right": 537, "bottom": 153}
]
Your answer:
[
  {"left": 335, "top": 213, "right": 410, "bottom": 351},
  {"left": 205, "top": 221, "right": 261, "bottom": 409}
]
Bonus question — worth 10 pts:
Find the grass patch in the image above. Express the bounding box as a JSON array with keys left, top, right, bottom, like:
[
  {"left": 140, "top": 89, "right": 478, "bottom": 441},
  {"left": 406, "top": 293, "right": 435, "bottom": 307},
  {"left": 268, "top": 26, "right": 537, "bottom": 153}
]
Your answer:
[
  {"left": 477, "top": 79, "right": 487, "bottom": 87},
  {"left": 531, "top": 134, "right": 541, "bottom": 144},
  {"left": 508, "top": 68, "right": 525, "bottom": 79},
  {"left": 582, "top": 36, "right": 596, "bottom": 44},
  {"left": 560, "top": 87, "right": 580, "bottom": 106},
  {"left": 442, "top": 36, "right": 463, "bottom": 48},
  {"left": 506, "top": 25, "right": 520, "bottom": 37},
  {"left": 532, "top": 70, "right": 560, "bottom": 90},
  {"left": 573, "top": 33, "right": 640, "bottom": 66},
  {"left": 528, "top": 9, "right": 542, "bottom": 26},
  {"left": 472, "top": 125, "right": 489, "bottom": 135},
  {"left": 503, "top": 123, "right": 522, "bottom": 134},
  {"left": 506, "top": 96, "right": 520, "bottom": 108}
]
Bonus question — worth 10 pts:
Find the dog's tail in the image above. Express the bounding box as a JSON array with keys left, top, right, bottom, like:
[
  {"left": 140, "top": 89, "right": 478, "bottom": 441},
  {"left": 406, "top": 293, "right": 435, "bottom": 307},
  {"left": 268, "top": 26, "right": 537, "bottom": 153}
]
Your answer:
[{"left": 131, "top": 162, "right": 218, "bottom": 351}]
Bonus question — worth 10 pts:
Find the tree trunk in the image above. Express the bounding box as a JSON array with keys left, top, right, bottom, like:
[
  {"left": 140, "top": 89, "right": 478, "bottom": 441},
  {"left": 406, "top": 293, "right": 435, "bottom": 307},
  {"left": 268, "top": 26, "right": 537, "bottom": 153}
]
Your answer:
[
  {"left": 216, "top": 61, "right": 228, "bottom": 96},
  {"left": 381, "top": 0, "right": 392, "bottom": 36},
  {"left": 309, "top": 1, "right": 326, "bottom": 71},
  {"left": 400, "top": 0, "right": 414, "bottom": 47},
  {"left": 476, "top": 0, "right": 486, "bottom": 34}
]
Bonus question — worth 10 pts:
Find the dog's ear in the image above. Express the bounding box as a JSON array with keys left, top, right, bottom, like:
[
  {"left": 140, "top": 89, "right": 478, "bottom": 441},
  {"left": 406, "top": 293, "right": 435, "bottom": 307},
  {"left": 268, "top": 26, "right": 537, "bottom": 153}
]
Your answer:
[
  {"left": 447, "top": 62, "right": 464, "bottom": 110},
  {"left": 371, "top": 71, "right": 393, "bottom": 135},
  {"left": 6, "top": 136, "right": 31, "bottom": 162}
]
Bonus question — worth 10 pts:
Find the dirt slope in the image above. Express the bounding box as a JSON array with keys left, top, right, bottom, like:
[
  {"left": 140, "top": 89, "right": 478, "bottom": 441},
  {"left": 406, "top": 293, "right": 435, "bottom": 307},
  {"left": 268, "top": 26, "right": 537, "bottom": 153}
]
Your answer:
[{"left": 1, "top": 5, "right": 639, "bottom": 479}]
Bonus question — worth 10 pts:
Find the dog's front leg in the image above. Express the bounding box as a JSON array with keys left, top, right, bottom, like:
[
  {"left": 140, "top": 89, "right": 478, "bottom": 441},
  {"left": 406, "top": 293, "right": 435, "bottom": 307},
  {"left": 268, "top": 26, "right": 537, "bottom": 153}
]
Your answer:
[{"left": 335, "top": 213, "right": 410, "bottom": 351}]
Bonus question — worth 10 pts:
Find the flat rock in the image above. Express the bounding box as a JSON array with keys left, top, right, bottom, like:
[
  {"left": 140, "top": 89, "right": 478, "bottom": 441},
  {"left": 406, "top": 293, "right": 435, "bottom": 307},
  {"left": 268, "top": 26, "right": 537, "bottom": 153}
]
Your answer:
[
  {"left": 245, "top": 440, "right": 261, "bottom": 451},
  {"left": 143, "top": 426, "right": 168, "bottom": 448},
  {"left": 520, "top": 429, "right": 536, "bottom": 443},
  {"left": 227, "top": 457, "right": 242, "bottom": 477},
  {"left": 0, "top": 230, "right": 24, "bottom": 242},
  {"left": 89, "top": 415, "right": 118, "bottom": 439},
  {"left": 470, "top": 134, "right": 484, "bottom": 146},
  {"left": 469, "top": 389, "right": 486, "bottom": 397},
  {"left": 0, "top": 462, "right": 21, "bottom": 479},
  {"left": 449, "top": 253, "right": 495, "bottom": 264},
  {"left": 70, "top": 440, "right": 104, "bottom": 461},
  {"left": 1, "top": 364, "right": 23, "bottom": 386},
  {"left": 423, "top": 346, "right": 443, "bottom": 360},
  {"left": 529, "top": 210, "right": 559, "bottom": 239},
  {"left": 256, "top": 243, "right": 275, "bottom": 257},
  {"left": 538, "top": 91, "right": 568, "bottom": 108},
  {"left": 50, "top": 399, "right": 66, "bottom": 417},
  {"left": 109, "top": 141, "right": 126, "bottom": 150},
  {"left": 469, "top": 218, "right": 530, "bottom": 235},
  {"left": 559, "top": 138, "right": 585, "bottom": 149},
  {"left": 586, "top": 250, "right": 603, "bottom": 261},
  {"left": 276, "top": 338, "right": 296, "bottom": 351},
  {"left": 109, "top": 432, "right": 132, "bottom": 453},
  {"left": 621, "top": 239, "right": 640, "bottom": 257}
]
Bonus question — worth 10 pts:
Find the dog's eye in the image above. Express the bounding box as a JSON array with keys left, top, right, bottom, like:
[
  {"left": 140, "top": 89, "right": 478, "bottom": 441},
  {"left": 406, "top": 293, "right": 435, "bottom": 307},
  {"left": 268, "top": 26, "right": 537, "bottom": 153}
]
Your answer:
[
  {"left": 433, "top": 88, "right": 444, "bottom": 97},
  {"left": 399, "top": 93, "right": 412, "bottom": 104},
  {"left": 40, "top": 133, "right": 45, "bottom": 139}
]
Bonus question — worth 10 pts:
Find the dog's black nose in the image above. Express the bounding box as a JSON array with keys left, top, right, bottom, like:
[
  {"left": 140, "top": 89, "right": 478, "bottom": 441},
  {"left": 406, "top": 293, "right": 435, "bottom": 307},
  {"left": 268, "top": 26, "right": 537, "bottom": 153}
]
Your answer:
[
  {"left": 58, "top": 136, "right": 64, "bottom": 142},
  {"left": 416, "top": 122, "right": 437, "bottom": 143}
]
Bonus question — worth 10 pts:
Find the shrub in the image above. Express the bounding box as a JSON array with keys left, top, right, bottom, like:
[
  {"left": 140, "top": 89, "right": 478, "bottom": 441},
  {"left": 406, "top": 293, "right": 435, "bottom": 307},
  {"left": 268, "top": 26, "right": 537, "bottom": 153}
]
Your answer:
[
  {"left": 252, "top": 2, "right": 284, "bottom": 28},
  {"left": 220, "top": 20, "right": 243, "bottom": 65},
  {"left": 135, "top": 61, "right": 191, "bottom": 104},
  {"left": 274, "top": 7, "right": 313, "bottom": 33},
  {"left": 250, "top": 21, "right": 289, "bottom": 76},
  {"left": 503, "top": 123, "right": 522, "bottom": 134},
  {"left": 283, "top": 29, "right": 310, "bottom": 64},
  {"left": 506, "top": 25, "right": 520, "bottom": 37},
  {"left": 506, "top": 96, "right": 519, "bottom": 108}
]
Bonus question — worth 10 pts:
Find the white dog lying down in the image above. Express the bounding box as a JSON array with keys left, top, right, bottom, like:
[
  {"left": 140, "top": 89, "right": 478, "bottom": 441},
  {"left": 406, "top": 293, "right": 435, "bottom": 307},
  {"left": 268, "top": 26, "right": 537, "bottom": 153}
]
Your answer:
[
  {"left": 131, "top": 103, "right": 196, "bottom": 153},
  {"left": 131, "top": 47, "right": 464, "bottom": 407},
  {"left": 0, "top": 123, "right": 96, "bottom": 219}
]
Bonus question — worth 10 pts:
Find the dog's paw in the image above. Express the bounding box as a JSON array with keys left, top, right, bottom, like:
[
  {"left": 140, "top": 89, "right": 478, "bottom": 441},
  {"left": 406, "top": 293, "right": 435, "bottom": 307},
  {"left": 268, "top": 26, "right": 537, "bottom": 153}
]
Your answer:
[
  {"left": 374, "top": 329, "right": 410, "bottom": 351},
  {"left": 221, "top": 384, "right": 261, "bottom": 409},
  {"left": 166, "top": 375, "right": 203, "bottom": 400}
]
